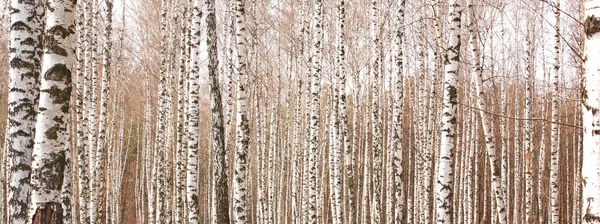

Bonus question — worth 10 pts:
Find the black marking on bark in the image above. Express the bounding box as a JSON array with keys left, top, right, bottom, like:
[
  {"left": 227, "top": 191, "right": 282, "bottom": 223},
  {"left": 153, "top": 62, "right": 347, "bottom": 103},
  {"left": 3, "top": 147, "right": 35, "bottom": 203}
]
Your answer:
[
  {"left": 44, "top": 25, "right": 73, "bottom": 56},
  {"left": 11, "top": 57, "right": 36, "bottom": 71},
  {"left": 586, "top": 15, "right": 600, "bottom": 38}
]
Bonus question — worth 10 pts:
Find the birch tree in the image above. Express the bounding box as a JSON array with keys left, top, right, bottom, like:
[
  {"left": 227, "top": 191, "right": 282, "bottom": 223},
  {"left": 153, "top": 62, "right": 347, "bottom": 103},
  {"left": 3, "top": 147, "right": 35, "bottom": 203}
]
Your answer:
[
  {"left": 6, "top": 0, "right": 42, "bottom": 222},
  {"left": 93, "top": 1, "right": 113, "bottom": 222},
  {"left": 206, "top": 0, "right": 230, "bottom": 222},
  {"left": 329, "top": 2, "right": 346, "bottom": 221},
  {"left": 232, "top": 0, "right": 251, "bottom": 222},
  {"left": 549, "top": 2, "right": 560, "bottom": 223},
  {"left": 369, "top": 1, "right": 384, "bottom": 223},
  {"left": 582, "top": 2, "right": 600, "bottom": 222},
  {"left": 306, "top": 0, "right": 323, "bottom": 223},
  {"left": 27, "top": 0, "right": 76, "bottom": 222},
  {"left": 76, "top": 1, "right": 91, "bottom": 223},
  {"left": 391, "top": 1, "right": 406, "bottom": 223},
  {"left": 434, "top": 1, "right": 461, "bottom": 223},
  {"left": 465, "top": 1, "right": 507, "bottom": 222},
  {"left": 186, "top": 0, "right": 202, "bottom": 223}
]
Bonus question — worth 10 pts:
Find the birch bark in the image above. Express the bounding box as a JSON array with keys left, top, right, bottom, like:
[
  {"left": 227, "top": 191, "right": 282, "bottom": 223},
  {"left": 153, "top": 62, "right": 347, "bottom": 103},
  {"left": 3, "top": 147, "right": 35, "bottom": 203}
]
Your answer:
[
  {"left": 206, "top": 0, "right": 230, "bottom": 222},
  {"left": 232, "top": 0, "right": 251, "bottom": 222},
  {"left": 549, "top": 2, "right": 561, "bottom": 223},
  {"left": 28, "top": 0, "right": 76, "bottom": 222},
  {"left": 307, "top": 0, "right": 323, "bottom": 223},
  {"left": 434, "top": 1, "right": 461, "bottom": 223},
  {"left": 6, "top": 0, "right": 42, "bottom": 222},
  {"left": 466, "top": 2, "right": 507, "bottom": 222},
  {"left": 186, "top": 0, "right": 202, "bottom": 223}
]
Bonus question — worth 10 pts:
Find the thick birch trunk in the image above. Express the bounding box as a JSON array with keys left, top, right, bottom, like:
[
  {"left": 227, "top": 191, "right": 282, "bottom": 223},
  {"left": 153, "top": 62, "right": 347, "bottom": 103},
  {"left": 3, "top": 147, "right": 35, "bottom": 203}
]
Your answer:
[
  {"left": 205, "top": 0, "right": 230, "bottom": 223},
  {"left": 27, "top": 0, "right": 76, "bottom": 222},
  {"left": 6, "top": 0, "right": 42, "bottom": 222}
]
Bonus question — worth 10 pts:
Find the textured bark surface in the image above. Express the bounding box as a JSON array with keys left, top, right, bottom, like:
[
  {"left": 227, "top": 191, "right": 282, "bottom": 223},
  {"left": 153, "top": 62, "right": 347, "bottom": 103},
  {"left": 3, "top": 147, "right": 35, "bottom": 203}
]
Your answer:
[
  {"left": 92, "top": 1, "right": 112, "bottom": 223},
  {"left": 435, "top": 1, "right": 461, "bottom": 223},
  {"left": 75, "top": 1, "right": 90, "bottom": 223},
  {"left": 87, "top": 0, "right": 100, "bottom": 222},
  {"left": 232, "top": 0, "right": 251, "bottom": 222},
  {"left": 206, "top": 0, "right": 230, "bottom": 222},
  {"left": 369, "top": 1, "right": 383, "bottom": 223},
  {"left": 174, "top": 1, "right": 189, "bottom": 222},
  {"left": 524, "top": 20, "right": 534, "bottom": 224},
  {"left": 186, "top": 0, "right": 202, "bottom": 223},
  {"left": 391, "top": 1, "right": 406, "bottom": 223},
  {"left": 582, "top": 2, "right": 600, "bottom": 219},
  {"left": 550, "top": 2, "right": 561, "bottom": 224},
  {"left": 466, "top": 2, "right": 508, "bottom": 223},
  {"left": 307, "top": 0, "right": 323, "bottom": 223},
  {"left": 7, "top": 0, "right": 42, "bottom": 223},
  {"left": 28, "top": 0, "right": 76, "bottom": 222}
]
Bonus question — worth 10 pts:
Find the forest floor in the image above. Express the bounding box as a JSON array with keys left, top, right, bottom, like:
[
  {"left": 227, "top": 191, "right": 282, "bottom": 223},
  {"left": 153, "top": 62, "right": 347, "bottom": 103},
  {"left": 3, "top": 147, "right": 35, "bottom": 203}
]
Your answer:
[{"left": 121, "top": 147, "right": 137, "bottom": 224}]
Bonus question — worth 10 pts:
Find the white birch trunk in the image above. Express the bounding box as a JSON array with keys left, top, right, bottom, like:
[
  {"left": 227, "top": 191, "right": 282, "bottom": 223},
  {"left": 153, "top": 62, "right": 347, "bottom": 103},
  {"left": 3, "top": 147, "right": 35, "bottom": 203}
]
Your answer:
[
  {"left": 307, "top": 0, "right": 323, "bottom": 223},
  {"left": 174, "top": 1, "right": 188, "bottom": 223},
  {"left": 369, "top": 1, "right": 383, "bottom": 223},
  {"left": 549, "top": 2, "right": 561, "bottom": 223},
  {"left": 186, "top": 0, "right": 202, "bottom": 223},
  {"left": 466, "top": 3, "right": 507, "bottom": 222},
  {"left": 524, "top": 21, "right": 534, "bottom": 224},
  {"left": 87, "top": 0, "right": 100, "bottom": 221},
  {"left": 27, "top": 0, "right": 76, "bottom": 222},
  {"left": 6, "top": 0, "right": 42, "bottom": 222},
  {"left": 232, "top": 0, "right": 251, "bottom": 222},
  {"left": 434, "top": 1, "right": 461, "bottom": 223}
]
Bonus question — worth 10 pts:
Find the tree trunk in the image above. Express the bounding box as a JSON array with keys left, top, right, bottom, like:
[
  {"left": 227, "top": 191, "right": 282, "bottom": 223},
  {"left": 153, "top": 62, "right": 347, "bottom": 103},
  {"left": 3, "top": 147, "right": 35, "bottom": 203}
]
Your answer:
[
  {"left": 466, "top": 2, "right": 507, "bottom": 222},
  {"left": 206, "top": 0, "right": 230, "bottom": 222},
  {"left": 6, "top": 0, "right": 42, "bottom": 222},
  {"left": 186, "top": 0, "right": 202, "bottom": 223},
  {"left": 434, "top": 1, "right": 461, "bottom": 223},
  {"left": 232, "top": 0, "right": 251, "bottom": 222},
  {"left": 549, "top": 2, "right": 560, "bottom": 223},
  {"left": 28, "top": 0, "right": 76, "bottom": 222},
  {"left": 306, "top": 0, "right": 323, "bottom": 223},
  {"left": 391, "top": 1, "right": 406, "bottom": 222}
]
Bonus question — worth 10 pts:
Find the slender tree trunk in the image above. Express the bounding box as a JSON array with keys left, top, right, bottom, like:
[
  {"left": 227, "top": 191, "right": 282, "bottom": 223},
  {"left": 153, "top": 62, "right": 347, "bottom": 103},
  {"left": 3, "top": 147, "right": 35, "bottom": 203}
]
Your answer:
[
  {"left": 369, "top": 1, "right": 383, "bottom": 223},
  {"left": 232, "top": 0, "right": 251, "bottom": 222},
  {"left": 88, "top": 0, "right": 100, "bottom": 221},
  {"left": 466, "top": 2, "right": 507, "bottom": 222},
  {"left": 92, "top": 1, "right": 112, "bottom": 223},
  {"left": 549, "top": 2, "right": 560, "bottom": 223},
  {"left": 306, "top": 0, "right": 323, "bottom": 223},
  {"left": 330, "top": 2, "right": 346, "bottom": 222},
  {"left": 392, "top": 1, "right": 406, "bottom": 222},
  {"left": 174, "top": 1, "right": 189, "bottom": 223},
  {"left": 524, "top": 19, "right": 534, "bottom": 224},
  {"left": 186, "top": 0, "right": 202, "bottom": 223},
  {"left": 434, "top": 1, "right": 461, "bottom": 223}
]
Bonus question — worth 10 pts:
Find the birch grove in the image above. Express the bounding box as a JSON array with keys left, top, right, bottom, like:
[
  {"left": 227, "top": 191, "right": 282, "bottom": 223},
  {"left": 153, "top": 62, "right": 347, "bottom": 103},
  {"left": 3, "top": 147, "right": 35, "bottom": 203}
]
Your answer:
[{"left": 0, "top": 0, "right": 593, "bottom": 223}]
